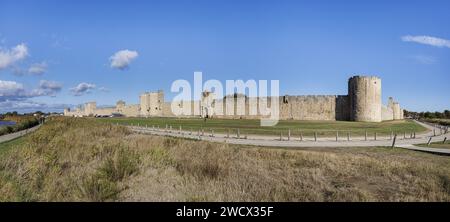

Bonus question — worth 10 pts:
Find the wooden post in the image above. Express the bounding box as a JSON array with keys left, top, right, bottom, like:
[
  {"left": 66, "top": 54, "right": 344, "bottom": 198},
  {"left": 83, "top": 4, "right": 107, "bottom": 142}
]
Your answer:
[
  {"left": 347, "top": 132, "right": 350, "bottom": 141},
  {"left": 211, "top": 129, "right": 214, "bottom": 137},
  {"left": 365, "top": 131, "right": 367, "bottom": 141},
  {"left": 433, "top": 128, "right": 436, "bottom": 136},
  {"left": 413, "top": 131, "right": 416, "bottom": 138},
  {"left": 374, "top": 132, "right": 377, "bottom": 141},
  {"left": 280, "top": 132, "right": 283, "bottom": 141},
  {"left": 237, "top": 128, "right": 240, "bottom": 139},
  {"left": 245, "top": 132, "right": 248, "bottom": 139},
  {"left": 391, "top": 134, "right": 397, "bottom": 148},
  {"left": 300, "top": 132, "right": 303, "bottom": 141},
  {"left": 427, "top": 137, "right": 432, "bottom": 146},
  {"left": 443, "top": 137, "right": 447, "bottom": 144},
  {"left": 314, "top": 132, "right": 317, "bottom": 142},
  {"left": 336, "top": 131, "right": 339, "bottom": 142},
  {"left": 227, "top": 129, "right": 230, "bottom": 138},
  {"left": 288, "top": 129, "right": 291, "bottom": 141}
]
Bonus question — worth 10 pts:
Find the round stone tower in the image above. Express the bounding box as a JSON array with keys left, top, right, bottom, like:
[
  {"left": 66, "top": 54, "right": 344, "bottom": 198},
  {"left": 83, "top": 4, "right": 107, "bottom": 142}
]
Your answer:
[{"left": 348, "top": 76, "right": 382, "bottom": 122}]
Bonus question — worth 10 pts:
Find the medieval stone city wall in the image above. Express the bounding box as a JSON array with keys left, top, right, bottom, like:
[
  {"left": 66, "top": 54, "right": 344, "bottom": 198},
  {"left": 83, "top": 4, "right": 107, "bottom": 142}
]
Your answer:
[{"left": 63, "top": 76, "right": 404, "bottom": 122}]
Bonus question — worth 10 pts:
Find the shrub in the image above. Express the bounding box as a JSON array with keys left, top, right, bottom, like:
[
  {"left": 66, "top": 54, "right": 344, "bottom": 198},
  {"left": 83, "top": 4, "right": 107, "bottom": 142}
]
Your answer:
[
  {"left": 98, "top": 147, "right": 139, "bottom": 182},
  {"left": 79, "top": 173, "right": 120, "bottom": 202}
]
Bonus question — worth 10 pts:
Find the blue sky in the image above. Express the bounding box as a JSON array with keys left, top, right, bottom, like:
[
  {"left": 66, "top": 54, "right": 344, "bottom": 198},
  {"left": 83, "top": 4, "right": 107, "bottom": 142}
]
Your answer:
[{"left": 0, "top": 0, "right": 449, "bottom": 113}]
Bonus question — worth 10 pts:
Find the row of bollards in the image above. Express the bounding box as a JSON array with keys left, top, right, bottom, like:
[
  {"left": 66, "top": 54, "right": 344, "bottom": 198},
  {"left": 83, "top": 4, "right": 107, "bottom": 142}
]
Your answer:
[{"left": 133, "top": 123, "right": 426, "bottom": 143}]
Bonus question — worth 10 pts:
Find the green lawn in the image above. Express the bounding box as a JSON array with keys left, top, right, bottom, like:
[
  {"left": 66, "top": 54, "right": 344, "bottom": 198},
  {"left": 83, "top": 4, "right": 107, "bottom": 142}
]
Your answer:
[{"left": 96, "top": 117, "right": 427, "bottom": 137}]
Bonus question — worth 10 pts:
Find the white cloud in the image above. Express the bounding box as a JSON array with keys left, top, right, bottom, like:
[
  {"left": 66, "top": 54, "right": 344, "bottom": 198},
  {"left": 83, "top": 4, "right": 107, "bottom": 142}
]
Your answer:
[
  {"left": 28, "top": 62, "right": 48, "bottom": 75},
  {"left": 401, "top": 35, "right": 450, "bottom": 48},
  {"left": 98, "top": 86, "right": 110, "bottom": 92},
  {"left": 0, "top": 99, "right": 69, "bottom": 113},
  {"left": 0, "top": 79, "right": 63, "bottom": 102},
  {"left": 70, "top": 82, "right": 96, "bottom": 96},
  {"left": 0, "top": 72, "right": 64, "bottom": 112},
  {"left": 410, "top": 55, "right": 436, "bottom": 65},
  {"left": 0, "top": 43, "right": 29, "bottom": 70},
  {"left": 31, "top": 80, "right": 63, "bottom": 97},
  {"left": 0, "top": 80, "right": 25, "bottom": 97},
  {"left": 109, "top": 49, "right": 138, "bottom": 70}
]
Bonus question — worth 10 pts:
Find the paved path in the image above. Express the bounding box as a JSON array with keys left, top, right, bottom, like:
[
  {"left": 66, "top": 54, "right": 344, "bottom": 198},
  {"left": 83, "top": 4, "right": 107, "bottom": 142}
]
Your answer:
[
  {"left": 129, "top": 120, "right": 450, "bottom": 155},
  {"left": 0, "top": 124, "right": 41, "bottom": 144}
]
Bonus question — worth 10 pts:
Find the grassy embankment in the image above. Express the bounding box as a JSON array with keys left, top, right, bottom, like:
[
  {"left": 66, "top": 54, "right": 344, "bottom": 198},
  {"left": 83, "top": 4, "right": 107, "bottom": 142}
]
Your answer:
[
  {"left": 97, "top": 117, "right": 427, "bottom": 137},
  {"left": 0, "top": 116, "right": 40, "bottom": 136},
  {"left": 0, "top": 117, "right": 449, "bottom": 201}
]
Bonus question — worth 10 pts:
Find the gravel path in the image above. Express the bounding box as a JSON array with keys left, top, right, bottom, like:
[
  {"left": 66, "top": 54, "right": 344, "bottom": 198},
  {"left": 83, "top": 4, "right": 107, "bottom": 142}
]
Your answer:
[
  {"left": 130, "top": 120, "right": 450, "bottom": 155},
  {"left": 0, "top": 124, "right": 41, "bottom": 144}
]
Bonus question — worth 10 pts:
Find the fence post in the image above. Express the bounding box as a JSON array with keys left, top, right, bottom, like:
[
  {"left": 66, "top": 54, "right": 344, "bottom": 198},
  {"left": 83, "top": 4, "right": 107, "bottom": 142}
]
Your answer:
[
  {"left": 443, "top": 137, "right": 447, "bottom": 144},
  {"left": 336, "top": 131, "right": 339, "bottom": 142},
  {"left": 288, "top": 129, "right": 291, "bottom": 141},
  {"left": 427, "top": 137, "right": 432, "bottom": 146},
  {"left": 300, "top": 132, "right": 303, "bottom": 141},
  {"left": 280, "top": 132, "right": 283, "bottom": 141},
  {"left": 211, "top": 129, "right": 214, "bottom": 137},
  {"left": 374, "top": 132, "right": 377, "bottom": 141},
  {"left": 365, "top": 131, "right": 367, "bottom": 141},
  {"left": 391, "top": 134, "right": 397, "bottom": 148},
  {"left": 413, "top": 131, "right": 416, "bottom": 138},
  {"left": 237, "top": 128, "right": 240, "bottom": 139},
  {"left": 314, "top": 132, "right": 317, "bottom": 142},
  {"left": 433, "top": 128, "right": 436, "bottom": 136},
  {"left": 227, "top": 129, "right": 230, "bottom": 138},
  {"left": 347, "top": 132, "right": 350, "bottom": 141}
]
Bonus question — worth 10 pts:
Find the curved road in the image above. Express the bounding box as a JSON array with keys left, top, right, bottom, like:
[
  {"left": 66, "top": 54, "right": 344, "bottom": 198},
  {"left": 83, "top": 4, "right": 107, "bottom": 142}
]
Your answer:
[
  {"left": 0, "top": 124, "right": 41, "bottom": 144},
  {"left": 130, "top": 120, "right": 450, "bottom": 155}
]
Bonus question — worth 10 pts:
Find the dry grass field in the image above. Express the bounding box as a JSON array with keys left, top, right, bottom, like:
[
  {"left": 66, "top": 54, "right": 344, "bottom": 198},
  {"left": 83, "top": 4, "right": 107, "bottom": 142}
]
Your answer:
[{"left": 0, "top": 117, "right": 449, "bottom": 202}]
